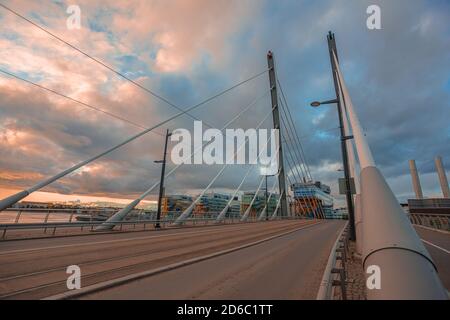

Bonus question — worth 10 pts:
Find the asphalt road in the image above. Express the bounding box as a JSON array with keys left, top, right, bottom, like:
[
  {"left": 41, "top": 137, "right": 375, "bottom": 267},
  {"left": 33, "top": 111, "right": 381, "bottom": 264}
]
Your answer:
[
  {"left": 82, "top": 220, "right": 345, "bottom": 299},
  {"left": 414, "top": 226, "right": 450, "bottom": 290},
  {"left": 0, "top": 219, "right": 344, "bottom": 299}
]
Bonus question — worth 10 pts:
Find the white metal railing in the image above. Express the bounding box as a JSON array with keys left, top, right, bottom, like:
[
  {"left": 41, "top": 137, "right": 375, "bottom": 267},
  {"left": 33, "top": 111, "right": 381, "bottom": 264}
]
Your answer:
[
  {"left": 317, "top": 221, "right": 349, "bottom": 300},
  {"left": 408, "top": 213, "right": 450, "bottom": 231},
  {"left": 0, "top": 209, "right": 301, "bottom": 240}
]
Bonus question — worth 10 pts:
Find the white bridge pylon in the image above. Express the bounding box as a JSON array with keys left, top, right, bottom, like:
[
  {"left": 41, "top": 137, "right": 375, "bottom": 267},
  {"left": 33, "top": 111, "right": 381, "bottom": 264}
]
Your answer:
[{"left": 333, "top": 50, "right": 448, "bottom": 299}]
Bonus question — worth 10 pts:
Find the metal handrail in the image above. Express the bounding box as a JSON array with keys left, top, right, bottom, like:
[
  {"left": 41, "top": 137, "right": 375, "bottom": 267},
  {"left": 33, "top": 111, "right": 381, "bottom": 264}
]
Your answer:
[
  {"left": 0, "top": 208, "right": 245, "bottom": 224},
  {"left": 317, "top": 221, "right": 349, "bottom": 300},
  {"left": 0, "top": 215, "right": 296, "bottom": 229},
  {"left": 408, "top": 213, "right": 450, "bottom": 231},
  {"left": 3, "top": 207, "right": 119, "bottom": 212},
  {"left": 0, "top": 213, "right": 292, "bottom": 239}
]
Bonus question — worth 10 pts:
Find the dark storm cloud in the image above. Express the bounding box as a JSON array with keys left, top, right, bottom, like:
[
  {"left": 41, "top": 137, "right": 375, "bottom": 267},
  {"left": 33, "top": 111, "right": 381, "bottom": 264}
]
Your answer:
[{"left": 0, "top": 0, "right": 449, "bottom": 203}]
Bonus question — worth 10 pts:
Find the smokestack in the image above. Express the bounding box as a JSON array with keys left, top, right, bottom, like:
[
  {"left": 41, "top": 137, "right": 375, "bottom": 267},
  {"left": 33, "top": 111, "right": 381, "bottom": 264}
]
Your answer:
[
  {"left": 409, "top": 160, "right": 423, "bottom": 199},
  {"left": 434, "top": 156, "right": 449, "bottom": 198}
]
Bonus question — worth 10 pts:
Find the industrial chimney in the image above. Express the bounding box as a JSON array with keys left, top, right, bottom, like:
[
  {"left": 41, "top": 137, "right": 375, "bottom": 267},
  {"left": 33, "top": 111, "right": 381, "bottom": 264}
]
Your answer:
[
  {"left": 435, "top": 156, "right": 449, "bottom": 198},
  {"left": 409, "top": 160, "right": 423, "bottom": 199}
]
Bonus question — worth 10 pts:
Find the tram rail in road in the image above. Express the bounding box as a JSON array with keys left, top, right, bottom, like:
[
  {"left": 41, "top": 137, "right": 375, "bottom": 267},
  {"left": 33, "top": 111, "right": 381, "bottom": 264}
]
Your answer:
[{"left": 0, "top": 219, "right": 348, "bottom": 300}]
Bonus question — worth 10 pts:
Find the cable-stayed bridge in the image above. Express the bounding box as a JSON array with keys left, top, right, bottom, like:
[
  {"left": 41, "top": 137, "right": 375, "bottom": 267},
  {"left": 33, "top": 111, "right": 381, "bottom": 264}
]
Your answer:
[{"left": 0, "top": 2, "right": 448, "bottom": 300}]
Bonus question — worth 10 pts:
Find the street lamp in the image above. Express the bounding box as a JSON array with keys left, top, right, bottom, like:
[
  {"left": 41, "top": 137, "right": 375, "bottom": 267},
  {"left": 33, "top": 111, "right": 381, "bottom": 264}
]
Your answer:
[
  {"left": 154, "top": 129, "right": 172, "bottom": 229},
  {"left": 260, "top": 166, "right": 278, "bottom": 221},
  {"left": 309, "top": 97, "right": 356, "bottom": 240},
  {"left": 310, "top": 99, "right": 338, "bottom": 107}
]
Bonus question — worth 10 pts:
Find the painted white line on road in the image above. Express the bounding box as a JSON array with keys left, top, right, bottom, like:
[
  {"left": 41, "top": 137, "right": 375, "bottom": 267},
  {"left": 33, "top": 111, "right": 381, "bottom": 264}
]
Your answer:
[
  {"left": 415, "top": 225, "right": 450, "bottom": 235},
  {"left": 421, "top": 239, "right": 450, "bottom": 254},
  {"left": 43, "top": 221, "right": 322, "bottom": 300}
]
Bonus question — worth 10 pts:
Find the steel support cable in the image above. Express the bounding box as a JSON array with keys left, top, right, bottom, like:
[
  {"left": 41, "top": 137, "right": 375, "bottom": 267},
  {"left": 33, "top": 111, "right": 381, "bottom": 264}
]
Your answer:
[
  {"left": 139, "top": 91, "right": 270, "bottom": 201},
  {"left": 275, "top": 95, "right": 314, "bottom": 220},
  {"left": 279, "top": 124, "right": 319, "bottom": 217},
  {"left": 0, "top": 73, "right": 268, "bottom": 212},
  {"left": 240, "top": 108, "right": 282, "bottom": 224},
  {"left": 256, "top": 145, "right": 281, "bottom": 220},
  {"left": 215, "top": 128, "right": 277, "bottom": 222},
  {"left": 278, "top": 94, "right": 324, "bottom": 219},
  {"left": 285, "top": 174, "right": 307, "bottom": 217},
  {"left": 286, "top": 166, "right": 310, "bottom": 218},
  {"left": 280, "top": 92, "right": 325, "bottom": 219},
  {"left": 214, "top": 164, "right": 254, "bottom": 222},
  {"left": 272, "top": 58, "right": 312, "bottom": 181},
  {"left": 0, "top": 4, "right": 268, "bottom": 152},
  {"left": 282, "top": 143, "right": 311, "bottom": 215},
  {"left": 281, "top": 130, "right": 304, "bottom": 185},
  {"left": 281, "top": 105, "right": 311, "bottom": 182},
  {"left": 279, "top": 103, "right": 309, "bottom": 181},
  {"left": 283, "top": 139, "right": 324, "bottom": 220},
  {"left": 284, "top": 170, "right": 304, "bottom": 217},
  {"left": 0, "top": 67, "right": 266, "bottom": 141},
  {"left": 279, "top": 101, "right": 326, "bottom": 219},
  {"left": 0, "top": 2, "right": 269, "bottom": 139},
  {"left": 278, "top": 81, "right": 313, "bottom": 181},
  {"left": 287, "top": 112, "right": 313, "bottom": 181},
  {"left": 258, "top": 179, "right": 278, "bottom": 220},
  {"left": 0, "top": 68, "right": 165, "bottom": 136},
  {"left": 278, "top": 94, "right": 311, "bottom": 181},
  {"left": 282, "top": 127, "right": 307, "bottom": 215},
  {"left": 270, "top": 191, "right": 284, "bottom": 220},
  {"left": 277, "top": 79, "right": 313, "bottom": 181},
  {"left": 240, "top": 176, "right": 265, "bottom": 222},
  {"left": 173, "top": 104, "right": 276, "bottom": 225},
  {"left": 95, "top": 91, "right": 271, "bottom": 230},
  {"left": 279, "top": 98, "right": 310, "bottom": 181},
  {"left": 258, "top": 178, "right": 278, "bottom": 221},
  {"left": 283, "top": 144, "right": 316, "bottom": 218}
]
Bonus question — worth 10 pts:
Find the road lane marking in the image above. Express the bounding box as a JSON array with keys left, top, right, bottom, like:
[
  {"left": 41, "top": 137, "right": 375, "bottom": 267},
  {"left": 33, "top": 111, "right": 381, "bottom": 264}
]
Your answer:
[
  {"left": 421, "top": 239, "right": 450, "bottom": 254},
  {"left": 43, "top": 221, "right": 323, "bottom": 300},
  {"left": 0, "top": 221, "right": 313, "bottom": 282},
  {"left": 0, "top": 221, "right": 310, "bottom": 255},
  {"left": 0, "top": 221, "right": 322, "bottom": 299},
  {"left": 415, "top": 225, "right": 450, "bottom": 235}
]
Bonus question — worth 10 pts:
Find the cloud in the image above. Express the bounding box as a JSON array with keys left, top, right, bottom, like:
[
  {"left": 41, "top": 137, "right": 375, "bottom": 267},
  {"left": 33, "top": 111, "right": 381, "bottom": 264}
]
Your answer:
[{"left": 0, "top": 0, "right": 449, "bottom": 205}]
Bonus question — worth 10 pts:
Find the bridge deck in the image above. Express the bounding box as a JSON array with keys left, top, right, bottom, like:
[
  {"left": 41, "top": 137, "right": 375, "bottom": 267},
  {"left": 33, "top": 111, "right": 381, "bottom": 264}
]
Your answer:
[
  {"left": 81, "top": 220, "right": 345, "bottom": 300},
  {"left": 0, "top": 220, "right": 344, "bottom": 300},
  {"left": 414, "top": 226, "right": 450, "bottom": 291}
]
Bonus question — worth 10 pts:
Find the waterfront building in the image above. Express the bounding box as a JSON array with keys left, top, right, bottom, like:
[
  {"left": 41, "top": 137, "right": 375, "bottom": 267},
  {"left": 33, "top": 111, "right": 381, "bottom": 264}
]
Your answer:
[
  {"left": 291, "top": 181, "right": 335, "bottom": 218},
  {"left": 162, "top": 195, "right": 193, "bottom": 217},
  {"left": 241, "top": 191, "right": 279, "bottom": 218},
  {"left": 194, "top": 192, "right": 240, "bottom": 218}
]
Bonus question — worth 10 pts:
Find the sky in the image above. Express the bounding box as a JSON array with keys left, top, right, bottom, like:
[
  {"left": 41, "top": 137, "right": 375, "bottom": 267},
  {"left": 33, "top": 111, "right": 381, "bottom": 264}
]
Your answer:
[{"left": 0, "top": 0, "right": 449, "bottom": 207}]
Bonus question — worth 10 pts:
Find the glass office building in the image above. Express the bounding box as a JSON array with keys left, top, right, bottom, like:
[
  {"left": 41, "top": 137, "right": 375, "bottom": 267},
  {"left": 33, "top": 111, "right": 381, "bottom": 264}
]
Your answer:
[
  {"left": 241, "top": 191, "right": 280, "bottom": 218},
  {"left": 291, "top": 181, "right": 334, "bottom": 218},
  {"left": 194, "top": 192, "right": 240, "bottom": 218}
]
